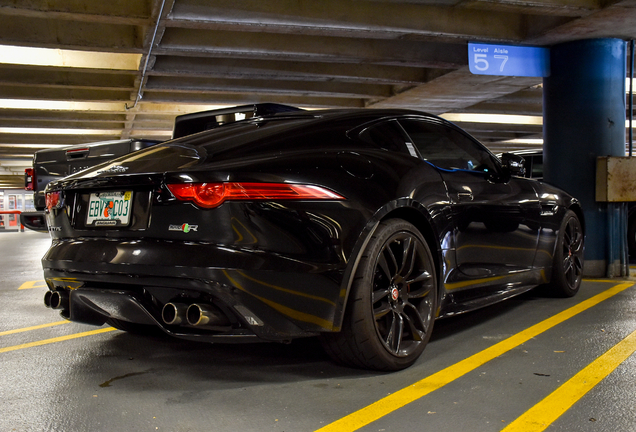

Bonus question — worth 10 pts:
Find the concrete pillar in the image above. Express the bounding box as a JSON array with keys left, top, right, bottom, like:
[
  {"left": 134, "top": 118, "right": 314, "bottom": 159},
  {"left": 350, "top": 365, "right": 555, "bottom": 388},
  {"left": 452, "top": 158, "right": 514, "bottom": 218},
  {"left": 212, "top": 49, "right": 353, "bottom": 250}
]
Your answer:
[{"left": 543, "top": 38, "right": 626, "bottom": 277}]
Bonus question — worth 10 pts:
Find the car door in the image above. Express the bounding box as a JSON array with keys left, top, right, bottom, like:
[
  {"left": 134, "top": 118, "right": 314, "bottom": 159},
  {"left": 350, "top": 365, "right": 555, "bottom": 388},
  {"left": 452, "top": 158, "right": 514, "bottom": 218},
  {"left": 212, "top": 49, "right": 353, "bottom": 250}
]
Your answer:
[{"left": 398, "top": 118, "right": 542, "bottom": 299}]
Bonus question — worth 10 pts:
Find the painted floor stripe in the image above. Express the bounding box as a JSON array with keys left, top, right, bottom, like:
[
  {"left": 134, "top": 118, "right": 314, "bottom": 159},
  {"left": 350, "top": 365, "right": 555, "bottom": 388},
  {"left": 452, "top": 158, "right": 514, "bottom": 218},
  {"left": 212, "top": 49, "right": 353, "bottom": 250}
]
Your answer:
[
  {"left": 315, "top": 282, "right": 634, "bottom": 432},
  {"left": 0, "top": 320, "right": 69, "bottom": 337},
  {"left": 0, "top": 327, "right": 116, "bottom": 354},
  {"left": 502, "top": 327, "right": 636, "bottom": 432}
]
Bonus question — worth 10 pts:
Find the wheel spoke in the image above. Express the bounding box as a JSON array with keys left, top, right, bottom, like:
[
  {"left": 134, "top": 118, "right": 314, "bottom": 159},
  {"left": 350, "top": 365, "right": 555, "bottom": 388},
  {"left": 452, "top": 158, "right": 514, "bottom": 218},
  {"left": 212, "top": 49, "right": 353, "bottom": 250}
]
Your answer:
[
  {"left": 402, "top": 304, "right": 427, "bottom": 341},
  {"left": 389, "top": 313, "right": 404, "bottom": 353},
  {"left": 562, "top": 255, "right": 573, "bottom": 275},
  {"left": 377, "top": 252, "right": 391, "bottom": 281},
  {"left": 383, "top": 312, "right": 401, "bottom": 354},
  {"left": 397, "top": 237, "right": 415, "bottom": 279},
  {"left": 373, "top": 301, "right": 392, "bottom": 319},
  {"left": 372, "top": 287, "right": 391, "bottom": 304},
  {"left": 378, "top": 246, "right": 397, "bottom": 280},
  {"left": 406, "top": 269, "right": 432, "bottom": 285},
  {"left": 408, "top": 286, "right": 431, "bottom": 299}
]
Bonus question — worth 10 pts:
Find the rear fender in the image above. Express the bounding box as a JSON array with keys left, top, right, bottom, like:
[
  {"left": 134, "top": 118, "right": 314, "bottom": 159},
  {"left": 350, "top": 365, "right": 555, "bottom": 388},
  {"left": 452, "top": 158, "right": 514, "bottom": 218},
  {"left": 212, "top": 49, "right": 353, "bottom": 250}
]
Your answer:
[{"left": 333, "top": 199, "right": 442, "bottom": 330}]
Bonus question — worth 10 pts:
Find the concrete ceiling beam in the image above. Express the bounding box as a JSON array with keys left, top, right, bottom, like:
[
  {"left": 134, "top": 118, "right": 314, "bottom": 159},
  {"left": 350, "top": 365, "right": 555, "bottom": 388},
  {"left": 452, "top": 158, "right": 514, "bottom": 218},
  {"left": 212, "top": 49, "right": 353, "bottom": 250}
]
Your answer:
[
  {"left": 168, "top": 0, "right": 535, "bottom": 40},
  {"left": 0, "top": 67, "right": 135, "bottom": 91},
  {"left": 458, "top": 0, "right": 610, "bottom": 17},
  {"left": 0, "top": 119, "right": 126, "bottom": 130},
  {"left": 529, "top": 0, "right": 636, "bottom": 44},
  {"left": 0, "top": 84, "right": 132, "bottom": 101},
  {"left": 372, "top": 67, "right": 542, "bottom": 114},
  {"left": 150, "top": 55, "right": 442, "bottom": 85},
  {"left": 144, "top": 75, "right": 394, "bottom": 99},
  {"left": 0, "top": 14, "right": 144, "bottom": 52},
  {"left": 157, "top": 29, "right": 468, "bottom": 68},
  {"left": 0, "top": 110, "right": 127, "bottom": 123},
  {"left": 139, "top": 91, "right": 366, "bottom": 108},
  {"left": 0, "top": 0, "right": 152, "bottom": 25}
]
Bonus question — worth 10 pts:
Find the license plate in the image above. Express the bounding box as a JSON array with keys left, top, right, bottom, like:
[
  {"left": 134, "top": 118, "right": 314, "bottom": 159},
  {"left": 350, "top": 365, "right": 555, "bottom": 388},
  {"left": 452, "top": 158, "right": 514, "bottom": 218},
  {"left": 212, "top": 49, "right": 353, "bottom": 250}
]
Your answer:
[{"left": 86, "top": 191, "right": 133, "bottom": 227}]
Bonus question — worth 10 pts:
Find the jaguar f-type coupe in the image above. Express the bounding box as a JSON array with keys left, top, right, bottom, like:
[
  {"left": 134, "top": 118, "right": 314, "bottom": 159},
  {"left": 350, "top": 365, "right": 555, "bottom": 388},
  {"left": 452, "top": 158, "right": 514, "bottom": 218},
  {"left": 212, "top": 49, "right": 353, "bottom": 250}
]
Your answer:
[{"left": 42, "top": 104, "right": 584, "bottom": 370}]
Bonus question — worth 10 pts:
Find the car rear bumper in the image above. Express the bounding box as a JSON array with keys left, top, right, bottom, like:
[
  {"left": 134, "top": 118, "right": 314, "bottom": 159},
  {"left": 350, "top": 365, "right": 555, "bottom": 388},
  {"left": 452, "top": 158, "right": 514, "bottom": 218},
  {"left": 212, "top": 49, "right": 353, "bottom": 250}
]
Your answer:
[{"left": 42, "top": 238, "right": 345, "bottom": 342}]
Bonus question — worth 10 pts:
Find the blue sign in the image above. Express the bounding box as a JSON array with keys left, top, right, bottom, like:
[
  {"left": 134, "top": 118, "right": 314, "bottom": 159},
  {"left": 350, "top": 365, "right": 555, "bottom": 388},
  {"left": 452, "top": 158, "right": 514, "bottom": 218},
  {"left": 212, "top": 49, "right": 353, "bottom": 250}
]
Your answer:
[{"left": 468, "top": 43, "right": 550, "bottom": 77}]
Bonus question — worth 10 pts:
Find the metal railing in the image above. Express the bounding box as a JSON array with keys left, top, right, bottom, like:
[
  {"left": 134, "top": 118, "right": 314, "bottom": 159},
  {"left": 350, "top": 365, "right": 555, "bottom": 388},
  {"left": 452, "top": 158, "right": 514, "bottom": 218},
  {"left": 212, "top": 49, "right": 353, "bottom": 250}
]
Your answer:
[{"left": 0, "top": 210, "right": 24, "bottom": 231}]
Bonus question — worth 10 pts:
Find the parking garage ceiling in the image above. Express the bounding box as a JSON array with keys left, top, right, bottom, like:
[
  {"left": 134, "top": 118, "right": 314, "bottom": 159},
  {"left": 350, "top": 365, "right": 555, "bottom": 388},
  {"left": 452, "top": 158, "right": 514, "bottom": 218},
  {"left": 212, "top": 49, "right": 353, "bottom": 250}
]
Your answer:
[{"left": 0, "top": 0, "right": 636, "bottom": 188}]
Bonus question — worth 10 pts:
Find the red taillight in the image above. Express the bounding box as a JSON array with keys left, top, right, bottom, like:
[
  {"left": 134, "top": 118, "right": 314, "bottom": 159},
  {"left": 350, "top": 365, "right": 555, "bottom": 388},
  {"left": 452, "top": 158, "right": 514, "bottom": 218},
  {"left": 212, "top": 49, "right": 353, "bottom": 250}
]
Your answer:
[
  {"left": 25, "top": 168, "right": 35, "bottom": 191},
  {"left": 167, "top": 182, "right": 345, "bottom": 209},
  {"left": 45, "top": 191, "right": 62, "bottom": 211}
]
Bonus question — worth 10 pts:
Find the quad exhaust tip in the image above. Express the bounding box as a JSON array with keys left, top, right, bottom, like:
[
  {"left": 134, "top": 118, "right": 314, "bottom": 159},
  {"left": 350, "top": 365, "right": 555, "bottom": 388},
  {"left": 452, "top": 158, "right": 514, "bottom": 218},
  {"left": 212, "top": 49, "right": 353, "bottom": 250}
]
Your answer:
[
  {"left": 161, "top": 302, "right": 229, "bottom": 327},
  {"left": 161, "top": 302, "right": 188, "bottom": 325},
  {"left": 44, "top": 290, "right": 69, "bottom": 310}
]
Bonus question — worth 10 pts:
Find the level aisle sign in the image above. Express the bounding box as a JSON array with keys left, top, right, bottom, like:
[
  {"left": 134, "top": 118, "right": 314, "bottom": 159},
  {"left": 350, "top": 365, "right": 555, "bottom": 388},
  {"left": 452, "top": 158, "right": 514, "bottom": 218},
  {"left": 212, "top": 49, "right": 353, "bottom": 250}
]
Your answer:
[{"left": 468, "top": 43, "right": 550, "bottom": 77}]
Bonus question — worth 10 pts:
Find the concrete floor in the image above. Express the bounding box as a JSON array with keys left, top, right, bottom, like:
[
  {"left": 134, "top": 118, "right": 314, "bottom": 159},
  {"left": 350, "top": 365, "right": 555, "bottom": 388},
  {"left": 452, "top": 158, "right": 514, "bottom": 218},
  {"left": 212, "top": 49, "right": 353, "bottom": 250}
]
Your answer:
[{"left": 1, "top": 230, "right": 635, "bottom": 432}]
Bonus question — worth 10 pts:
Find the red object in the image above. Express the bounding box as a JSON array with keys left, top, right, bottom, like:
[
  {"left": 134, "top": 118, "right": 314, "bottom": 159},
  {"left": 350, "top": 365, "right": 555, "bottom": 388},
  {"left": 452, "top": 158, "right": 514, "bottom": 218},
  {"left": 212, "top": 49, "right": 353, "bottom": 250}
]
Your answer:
[
  {"left": 0, "top": 210, "right": 24, "bottom": 231},
  {"left": 45, "top": 191, "right": 62, "bottom": 211},
  {"left": 24, "top": 168, "right": 35, "bottom": 191},
  {"left": 167, "top": 182, "right": 345, "bottom": 209}
]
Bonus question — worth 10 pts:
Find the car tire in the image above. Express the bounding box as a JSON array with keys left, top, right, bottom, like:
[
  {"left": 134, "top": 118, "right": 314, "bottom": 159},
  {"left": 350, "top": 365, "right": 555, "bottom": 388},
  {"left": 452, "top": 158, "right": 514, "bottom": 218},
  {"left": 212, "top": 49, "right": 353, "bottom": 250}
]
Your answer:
[
  {"left": 321, "top": 219, "right": 437, "bottom": 371},
  {"left": 106, "top": 318, "right": 163, "bottom": 336},
  {"left": 549, "top": 210, "right": 584, "bottom": 297}
]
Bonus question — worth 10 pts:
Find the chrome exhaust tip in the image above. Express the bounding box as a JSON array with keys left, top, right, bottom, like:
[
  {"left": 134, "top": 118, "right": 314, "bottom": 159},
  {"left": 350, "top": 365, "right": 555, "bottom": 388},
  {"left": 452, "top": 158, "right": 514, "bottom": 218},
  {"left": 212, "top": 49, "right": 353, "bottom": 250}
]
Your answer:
[
  {"left": 49, "top": 290, "right": 69, "bottom": 310},
  {"left": 186, "top": 303, "right": 230, "bottom": 327},
  {"left": 44, "top": 290, "right": 53, "bottom": 308},
  {"left": 162, "top": 302, "right": 188, "bottom": 325}
]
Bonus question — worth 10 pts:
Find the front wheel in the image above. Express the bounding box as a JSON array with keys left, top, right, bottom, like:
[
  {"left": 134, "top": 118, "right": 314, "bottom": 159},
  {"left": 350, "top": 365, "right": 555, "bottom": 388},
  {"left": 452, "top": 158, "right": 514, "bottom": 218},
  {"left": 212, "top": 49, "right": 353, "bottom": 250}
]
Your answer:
[
  {"left": 549, "top": 210, "right": 584, "bottom": 297},
  {"left": 321, "top": 219, "right": 437, "bottom": 371}
]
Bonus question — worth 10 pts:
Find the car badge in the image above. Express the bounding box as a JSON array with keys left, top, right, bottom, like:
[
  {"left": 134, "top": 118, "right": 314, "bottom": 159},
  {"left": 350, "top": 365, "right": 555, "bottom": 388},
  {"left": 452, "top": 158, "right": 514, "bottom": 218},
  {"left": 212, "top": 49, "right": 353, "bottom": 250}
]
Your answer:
[
  {"left": 169, "top": 223, "right": 198, "bottom": 233},
  {"left": 391, "top": 286, "right": 400, "bottom": 301}
]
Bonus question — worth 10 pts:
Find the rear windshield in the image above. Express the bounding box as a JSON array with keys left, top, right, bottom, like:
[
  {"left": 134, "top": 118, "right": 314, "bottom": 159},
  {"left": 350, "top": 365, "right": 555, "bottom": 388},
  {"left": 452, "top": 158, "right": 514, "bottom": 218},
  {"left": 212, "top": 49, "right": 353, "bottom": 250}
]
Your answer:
[{"left": 178, "top": 116, "right": 369, "bottom": 162}]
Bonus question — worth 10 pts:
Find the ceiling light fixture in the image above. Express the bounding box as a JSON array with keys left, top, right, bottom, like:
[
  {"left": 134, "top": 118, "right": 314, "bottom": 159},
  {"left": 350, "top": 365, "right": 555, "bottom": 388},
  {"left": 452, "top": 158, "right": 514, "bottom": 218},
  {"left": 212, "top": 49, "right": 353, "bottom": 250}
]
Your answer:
[
  {"left": 0, "top": 99, "right": 126, "bottom": 111},
  {"left": 441, "top": 113, "right": 543, "bottom": 125},
  {"left": 0, "top": 44, "right": 141, "bottom": 70},
  {"left": 0, "top": 127, "right": 123, "bottom": 135}
]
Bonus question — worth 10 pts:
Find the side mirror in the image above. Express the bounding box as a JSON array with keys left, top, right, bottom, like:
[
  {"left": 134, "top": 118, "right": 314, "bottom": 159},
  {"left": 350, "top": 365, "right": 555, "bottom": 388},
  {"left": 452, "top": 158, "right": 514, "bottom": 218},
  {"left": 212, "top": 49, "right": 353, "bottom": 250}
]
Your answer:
[{"left": 500, "top": 153, "right": 527, "bottom": 177}]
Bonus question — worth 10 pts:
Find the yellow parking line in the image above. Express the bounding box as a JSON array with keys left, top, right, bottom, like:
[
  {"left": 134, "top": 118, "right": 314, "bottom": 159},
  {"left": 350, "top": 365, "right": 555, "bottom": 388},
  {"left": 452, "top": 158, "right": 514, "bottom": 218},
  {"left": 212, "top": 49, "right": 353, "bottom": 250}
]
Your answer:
[
  {"left": 0, "top": 327, "right": 117, "bottom": 354},
  {"left": 502, "top": 327, "right": 636, "bottom": 432},
  {"left": 18, "top": 280, "right": 47, "bottom": 290},
  {"left": 0, "top": 320, "right": 69, "bottom": 336},
  {"left": 315, "top": 282, "right": 634, "bottom": 432}
]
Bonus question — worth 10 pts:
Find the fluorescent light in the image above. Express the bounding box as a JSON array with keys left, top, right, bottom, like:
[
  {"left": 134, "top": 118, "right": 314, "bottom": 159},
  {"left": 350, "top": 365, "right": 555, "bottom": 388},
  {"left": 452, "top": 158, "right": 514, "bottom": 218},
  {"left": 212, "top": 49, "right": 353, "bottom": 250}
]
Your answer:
[
  {"left": 0, "top": 143, "right": 71, "bottom": 148},
  {"left": 0, "top": 127, "right": 122, "bottom": 135},
  {"left": 502, "top": 138, "right": 544, "bottom": 145},
  {"left": 129, "top": 130, "right": 173, "bottom": 136},
  {"left": 0, "top": 99, "right": 238, "bottom": 114},
  {"left": 0, "top": 44, "right": 141, "bottom": 70},
  {"left": 0, "top": 160, "right": 33, "bottom": 166},
  {"left": 0, "top": 99, "right": 126, "bottom": 111},
  {"left": 441, "top": 113, "right": 543, "bottom": 125}
]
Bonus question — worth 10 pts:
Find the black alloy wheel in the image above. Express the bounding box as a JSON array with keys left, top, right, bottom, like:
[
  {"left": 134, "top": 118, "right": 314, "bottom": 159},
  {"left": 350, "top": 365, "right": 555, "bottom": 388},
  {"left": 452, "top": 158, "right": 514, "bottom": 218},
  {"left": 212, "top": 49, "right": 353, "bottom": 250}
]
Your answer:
[
  {"left": 321, "top": 219, "right": 437, "bottom": 371},
  {"left": 550, "top": 210, "right": 584, "bottom": 297}
]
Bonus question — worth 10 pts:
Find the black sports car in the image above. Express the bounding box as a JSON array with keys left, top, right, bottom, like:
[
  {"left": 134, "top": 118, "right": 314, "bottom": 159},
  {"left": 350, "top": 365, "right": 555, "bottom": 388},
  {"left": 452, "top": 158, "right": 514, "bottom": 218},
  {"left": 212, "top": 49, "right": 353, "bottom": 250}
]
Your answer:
[{"left": 42, "top": 104, "right": 584, "bottom": 371}]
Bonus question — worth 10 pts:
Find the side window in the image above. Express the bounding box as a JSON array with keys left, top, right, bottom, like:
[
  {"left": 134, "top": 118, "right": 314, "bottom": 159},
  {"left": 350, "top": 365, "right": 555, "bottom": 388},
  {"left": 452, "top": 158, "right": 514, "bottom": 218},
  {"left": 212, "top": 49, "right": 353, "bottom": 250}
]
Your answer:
[
  {"left": 399, "top": 119, "right": 497, "bottom": 173},
  {"left": 357, "top": 120, "right": 417, "bottom": 156}
]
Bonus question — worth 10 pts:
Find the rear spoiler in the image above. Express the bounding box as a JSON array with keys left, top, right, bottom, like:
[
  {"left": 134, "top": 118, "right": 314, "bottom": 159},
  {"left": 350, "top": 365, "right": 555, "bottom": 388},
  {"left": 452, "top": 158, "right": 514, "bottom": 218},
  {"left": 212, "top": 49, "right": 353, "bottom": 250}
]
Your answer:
[{"left": 173, "top": 103, "right": 303, "bottom": 139}]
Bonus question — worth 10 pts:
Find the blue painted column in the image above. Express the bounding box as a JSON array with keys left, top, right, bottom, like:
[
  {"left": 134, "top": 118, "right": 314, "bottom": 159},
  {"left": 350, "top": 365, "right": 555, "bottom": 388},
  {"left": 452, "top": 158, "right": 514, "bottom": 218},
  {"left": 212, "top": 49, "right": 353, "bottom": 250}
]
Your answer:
[{"left": 543, "top": 38, "right": 626, "bottom": 277}]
